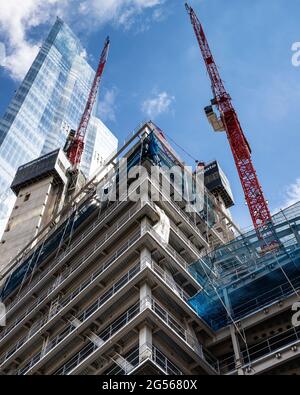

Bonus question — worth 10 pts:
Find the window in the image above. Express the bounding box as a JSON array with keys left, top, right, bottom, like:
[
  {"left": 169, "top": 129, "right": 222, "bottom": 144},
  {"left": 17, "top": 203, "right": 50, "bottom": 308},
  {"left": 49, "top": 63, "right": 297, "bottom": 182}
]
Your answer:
[
  {"left": 24, "top": 193, "right": 31, "bottom": 202},
  {"left": 57, "top": 159, "right": 65, "bottom": 172}
]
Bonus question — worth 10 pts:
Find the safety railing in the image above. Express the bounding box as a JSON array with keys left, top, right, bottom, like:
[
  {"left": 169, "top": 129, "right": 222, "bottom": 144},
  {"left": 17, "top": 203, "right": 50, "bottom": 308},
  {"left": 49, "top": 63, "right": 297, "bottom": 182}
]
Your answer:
[
  {"left": 17, "top": 285, "right": 143, "bottom": 375},
  {"left": 170, "top": 222, "right": 201, "bottom": 258},
  {"left": 5, "top": 173, "right": 149, "bottom": 313},
  {"left": 7, "top": 256, "right": 192, "bottom": 372},
  {"left": 152, "top": 346, "right": 183, "bottom": 376},
  {"left": 158, "top": 170, "right": 226, "bottom": 246},
  {"left": 149, "top": 260, "right": 190, "bottom": 302},
  {"left": 1, "top": 198, "right": 148, "bottom": 331},
  {"left": 1, "top": 221, "right": 193, "bottom": 359},
  {"left": 123, "top": 120, "right": 148, "bottom": 145},
  {"left": 53, "top": 301, "right": 144, "bottom": 375},
  {"left": 2, "top": 232, "right": 197, "bottom": 375},
  {"left": 4, "top": 145, "right": 128, "bottom": 286},
  {"left": 148, "top": 176, "right": 210, "bottom": 248},
  {"left": 0, "top": 263, "right": 142, "bottom": 367},
  {"left": 202, "top": 348, "right": 220, "bottom": 373},
  {"left": 1, "top": 220, "right": 192, "bottom": 348},
  {"left": 53, "top": 296, "right": 215, "bottom": 376},
  {"left": 1, "top": 253, "right": 195, "bottom": 368},
  {"left": 0, "top": 225, "right": 142, "bottom": 342},
  {"left": 106, "top": 344, "right": 182, "bottom": 376},
  {"left": 233, "top": 276, "right": 300, "bottom": 321},
  {"left": 146, "top": 198, "right": 202, "bottom": 259},
  {"left": 146, "top": 225, "right": 188, "bottom": 271},
  {"left": 219, "top": 325, "right": 300, "bottom": 374},
  {"left": 5, "top": 172, "right": 203, "bottom": 321},
  {"left": 150, "top": 296, "right": 219, "bottom": 372},
  {"left": 149, "top": 297, "right": 203, "bottom": 357},
  {"left": 204, "top": 274, "right": 300, "bottom": 331}
]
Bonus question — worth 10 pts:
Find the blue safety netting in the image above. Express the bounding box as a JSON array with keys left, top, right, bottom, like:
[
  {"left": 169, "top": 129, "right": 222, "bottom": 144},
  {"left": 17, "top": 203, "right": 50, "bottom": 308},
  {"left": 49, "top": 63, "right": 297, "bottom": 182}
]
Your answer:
[{"left": 188, "top": 202, "right": 300, "bottom": 330}]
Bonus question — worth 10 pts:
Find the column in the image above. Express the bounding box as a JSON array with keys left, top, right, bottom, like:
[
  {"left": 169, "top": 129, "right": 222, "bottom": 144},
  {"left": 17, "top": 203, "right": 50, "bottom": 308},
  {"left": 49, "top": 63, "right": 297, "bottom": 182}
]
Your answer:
[
  {"left": 139, "top": 281, "right": 152, "bottom": 362},
  {"left": 223, "top": 288, "right": 244, "bottom": 375}
]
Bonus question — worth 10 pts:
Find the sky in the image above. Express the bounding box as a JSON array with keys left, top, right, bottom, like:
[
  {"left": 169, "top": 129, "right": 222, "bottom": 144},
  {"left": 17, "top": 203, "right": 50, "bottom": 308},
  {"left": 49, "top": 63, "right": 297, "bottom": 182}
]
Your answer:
[{"left": 0, "top": 0, "right": 300, "bottom": 230}]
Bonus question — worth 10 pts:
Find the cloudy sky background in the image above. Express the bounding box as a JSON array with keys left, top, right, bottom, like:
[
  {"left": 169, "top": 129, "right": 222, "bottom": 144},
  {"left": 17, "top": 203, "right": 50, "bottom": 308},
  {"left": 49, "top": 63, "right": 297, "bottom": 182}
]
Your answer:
[{"left": 0, "top": 0, "right": 300, "bottom": 229}]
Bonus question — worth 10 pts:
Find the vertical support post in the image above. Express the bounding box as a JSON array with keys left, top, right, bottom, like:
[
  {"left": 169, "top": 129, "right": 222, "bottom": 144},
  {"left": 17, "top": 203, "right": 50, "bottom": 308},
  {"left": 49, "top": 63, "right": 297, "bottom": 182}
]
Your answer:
[
  {"left": 141, "top": 216, "right": 149, "bottom": 236},
  {"left": 139, "top": 281, "right": 152, "bottom": 362},
  {"left": 291, "top": 224, "right": 300, "bottom": 245},
  {"left": 140, "top": 179, "right": 149, "bottom": 206},
  {"left": 139, "top": 244, "right": 152, "bottom": 362},
  {"left": 140, "top": 245, "right": 151, "bottom": 270},
  {"left": 223, "top": 288, "right": 244, "bottom": 375}
]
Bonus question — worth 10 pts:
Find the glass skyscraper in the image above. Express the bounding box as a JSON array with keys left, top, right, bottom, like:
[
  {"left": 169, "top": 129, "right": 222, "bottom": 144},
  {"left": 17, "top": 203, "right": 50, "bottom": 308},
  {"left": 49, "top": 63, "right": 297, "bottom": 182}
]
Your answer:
[{"left": 0, "top": 18, "right": 118, "bottom": 234}]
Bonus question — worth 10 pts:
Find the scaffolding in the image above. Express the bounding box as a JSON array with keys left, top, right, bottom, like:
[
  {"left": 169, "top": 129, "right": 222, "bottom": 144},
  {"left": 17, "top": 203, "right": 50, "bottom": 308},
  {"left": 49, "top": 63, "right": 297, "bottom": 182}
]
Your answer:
[{"left": 188, "top": 202, "right": 300, "bottom": 330}]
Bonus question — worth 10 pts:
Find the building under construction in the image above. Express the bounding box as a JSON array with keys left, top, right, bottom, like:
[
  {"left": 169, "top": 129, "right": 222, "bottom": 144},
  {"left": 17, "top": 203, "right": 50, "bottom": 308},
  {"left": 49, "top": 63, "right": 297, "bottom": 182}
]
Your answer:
[
  {"left": 0, "top": 2, "right": 299, "bottom": 377},
  {"left": 0, "top": 121, "right": 299, "bottom": 376}
]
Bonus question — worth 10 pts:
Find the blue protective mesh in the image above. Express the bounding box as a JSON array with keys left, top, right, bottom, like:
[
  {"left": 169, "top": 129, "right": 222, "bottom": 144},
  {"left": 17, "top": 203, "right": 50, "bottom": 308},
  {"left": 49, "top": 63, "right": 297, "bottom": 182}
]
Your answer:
[{"left": 188, "top": 202, "right": 300, "bottom": 330}]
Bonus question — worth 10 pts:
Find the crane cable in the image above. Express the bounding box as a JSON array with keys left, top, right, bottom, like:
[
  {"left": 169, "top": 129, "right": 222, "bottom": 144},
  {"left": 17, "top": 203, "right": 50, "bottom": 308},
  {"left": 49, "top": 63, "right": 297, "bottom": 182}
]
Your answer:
[
  {"left": 163, "top": 131, "right": 199, "bottom": 164},
  {"left": 198, "top": 258, "right": 248, "bottom": 345}
]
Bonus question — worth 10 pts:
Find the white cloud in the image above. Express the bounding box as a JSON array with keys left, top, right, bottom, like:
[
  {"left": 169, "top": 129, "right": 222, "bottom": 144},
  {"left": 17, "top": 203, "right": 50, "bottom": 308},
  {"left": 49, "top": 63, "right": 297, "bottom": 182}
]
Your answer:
[
  {"left": 0, "top": 42, "right": 5, "bottom": 66},
  {"left": 78, "top": 0, "right": 163, "bottom": 25},
  {"left": 142, "top": 91, "right": 175, "bottom": 119},
  {"left": 0, "top": 0, "right": 66, "bottom": 80},
  {"left": 0, "top": 0, "right": 165, "bottom": 80},
  {"left": 284, "top": 178, "right": 300, "bottom": 208},
  {"left": 4, "top": 42, "right": 40, "bottom": 80},
  {"left": 152, "top": 8, "right": 165, "bottom": 22},
  {"left": 98, "top": 87, "right": 118, "bottom": 122},
  {"left": 77, "top": 0, "right": 166, "bottom": 33},
  {"left": 274, "top": 178, "right": 300, "bottom": 214}
]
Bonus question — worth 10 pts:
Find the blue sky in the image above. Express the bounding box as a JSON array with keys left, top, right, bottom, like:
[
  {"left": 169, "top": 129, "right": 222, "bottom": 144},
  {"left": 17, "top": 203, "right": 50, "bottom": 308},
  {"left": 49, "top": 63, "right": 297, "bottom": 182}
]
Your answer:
[{"left": 0, "top": 0, "right": 300, "bottom": 229}]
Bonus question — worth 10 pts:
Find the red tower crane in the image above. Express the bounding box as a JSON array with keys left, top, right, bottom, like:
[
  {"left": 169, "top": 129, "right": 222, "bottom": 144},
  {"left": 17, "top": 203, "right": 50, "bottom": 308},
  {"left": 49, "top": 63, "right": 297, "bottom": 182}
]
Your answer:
[
  {"left": 66, "top": 36, "right": 110, "bottom": 168},
  {"left": 185, "top": 4, "right": 274, "bottom": 242}
]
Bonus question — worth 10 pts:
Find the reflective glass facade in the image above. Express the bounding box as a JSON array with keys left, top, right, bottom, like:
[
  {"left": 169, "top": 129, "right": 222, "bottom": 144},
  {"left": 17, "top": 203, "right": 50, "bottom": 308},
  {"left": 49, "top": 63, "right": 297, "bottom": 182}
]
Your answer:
[
  {"left": 0, "top": 18, "right": 117, "bottom": 234},
  {"left": 81, "top": 117, "right": 118, "bottom": 178}
]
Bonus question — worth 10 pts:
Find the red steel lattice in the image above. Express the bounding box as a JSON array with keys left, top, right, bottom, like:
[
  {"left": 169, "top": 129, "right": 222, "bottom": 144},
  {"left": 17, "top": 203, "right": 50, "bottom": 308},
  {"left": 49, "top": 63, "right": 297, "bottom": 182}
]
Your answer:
[
  {"left": 67, "top": 37, "right": 110, "bottom": 167},
  {"left": 185, "top": 3, "right": 272, "bottom": 233}
]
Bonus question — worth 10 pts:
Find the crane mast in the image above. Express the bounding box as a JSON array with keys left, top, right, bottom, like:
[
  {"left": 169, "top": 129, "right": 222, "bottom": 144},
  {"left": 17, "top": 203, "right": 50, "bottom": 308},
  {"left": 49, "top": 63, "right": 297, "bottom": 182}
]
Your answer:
[
  {"left": 185, "top": 4, "right": 273, "bottom": 238},
  {"left": 67, "top": 36, "right": 110, "bottom": 168}
]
